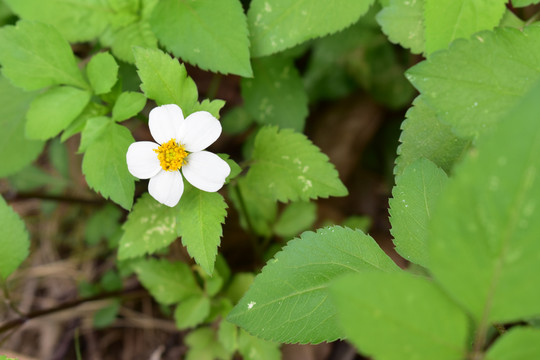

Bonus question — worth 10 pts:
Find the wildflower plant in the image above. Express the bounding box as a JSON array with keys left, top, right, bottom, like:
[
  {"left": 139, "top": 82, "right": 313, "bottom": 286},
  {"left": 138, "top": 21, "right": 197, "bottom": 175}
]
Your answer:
[{"left": 1, "top": 0, "right": 540, "bottom": 359}]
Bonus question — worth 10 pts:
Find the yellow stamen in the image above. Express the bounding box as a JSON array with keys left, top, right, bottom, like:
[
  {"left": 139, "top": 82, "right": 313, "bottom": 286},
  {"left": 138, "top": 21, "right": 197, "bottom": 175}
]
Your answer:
[{"left": 154, "top": 139, "right": 188, "bottom": 171}]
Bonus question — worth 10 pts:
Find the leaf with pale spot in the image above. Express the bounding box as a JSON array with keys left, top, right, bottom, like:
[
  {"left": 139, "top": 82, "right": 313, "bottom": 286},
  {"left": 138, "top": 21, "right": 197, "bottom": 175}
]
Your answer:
[
  {"left": 118, "top": 193, "right": 178, "bottom": 260},
  {"left": 244, "top": 126, "right": 348, "bottom": 202},
  {"left": 227, "top": 226, "right": 400, "bottom": 344}
]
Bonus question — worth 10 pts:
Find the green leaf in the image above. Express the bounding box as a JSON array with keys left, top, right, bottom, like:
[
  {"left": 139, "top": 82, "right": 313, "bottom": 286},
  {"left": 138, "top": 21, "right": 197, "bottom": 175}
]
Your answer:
[
  {"left": 394, "top": 96, "right": 471, "bottom": 176},
  {"left": 221, "top": 106, "right": 253, "bottom": 135},
  {"left": 486, "top": 327, "right": 540, "bottom": 360},
  {"left": 389, "top": 158, "right": 447, "bottom": 267},
  {"left": 376, "top": 0, "right": 424, "bottom": 54},
  {"left": 87, "top": 52, "right": 119, "bottom": 95},
  {"left": 331, "top": 271, "right": 468, "bottom": 360},
  {"left": 0, "top": 20, "right": 88, "bottom": 90},
  {"left": 0, "top": 76, "right": 44, "bottom": 177},
  {"left": 424, "top": 0, "right": 506, "bottom": 54},
  {"left": 150, "top": 0, "right": 252, "bottom": 77},
  {"left": 174, "top": 295, "right": 211, "bottom": 330},
  {"left": 248, "top": 0, "right": 375, "bottom": 57},
  {"left": 227, "top": 226, "right": 400, "bottom": 344},
  {"left": 274, "top": 201, "right": 316, "bottom": 239},
  {"left": 238, "top": 330, "right": 281, "bottom": 360},
  {"left": 132, "top": 258, "right": 201, "bottom": 305},
  {"left": 407, "top": 26, "right": 540, "bottom": 138},
  {"left": 245, "top": 126, "right": 348, "bottom": 202},
  {"left": 82, "top": 119, "right": 135, "bottom": 209},
  {"left": 85, "top": 204, "right": 122, "bottom": 245},
  {"left": 79, "top": 116, "right": 111, "bottom": 153},
  {"left": 176, "top": 184, "right": 228, "bottom": 275},
  {"left": 218, "top": 321, "right": 238, "bottom": 354},
  {"left": 4, "top": 0, "right": 111, "bottom": 42},
  {"left": 0, "top": 196, "right": 30, "bottom": 280},
  {"left": 133, "top": 47, "right": 199, "bottom": 116},
  {"left": 112, "top": 91, "right": 146, "bottom": 122},
  {"left": 185, "top": 327, "right": 230, "bottom": 360},
  {"left": 61, "top": 102, "right": 109, "bottom": 141},
  {"left": 192, "top": 98, "right": 226, "bottom": 119},
  {"left": 105, "top": 21, "right": 158, "bottom": 63},
  {"left": 118, "top": 193, "right": 177, "bottom": 260},
  {"left": 93, "top": 300, "right": 121, "bottom": 329},
  {"left": 429, "top": 81, "right": 540, "bottom": 324},
  {"left": 26, "top": 86, "right": 91, "bottom": 140},
  {"left": 512, "top": 0, "right": 540, "bottom": 6},
  {"left": 241, "top": 56, "right": 308, "bottom": 132}
]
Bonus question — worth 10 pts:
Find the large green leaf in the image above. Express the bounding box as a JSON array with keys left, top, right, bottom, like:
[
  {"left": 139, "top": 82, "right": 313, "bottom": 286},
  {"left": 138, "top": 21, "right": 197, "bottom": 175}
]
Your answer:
[
  {"left": 176, "top": 184, "right": 228, "bottom": 275},
  {"left": 389, "top": 158, "right": 447, "bottom": 267},
  {"left": 4, "top": 0, "right": 112, "bottom": 42},
  {"left": 132, "top": 258, "right": 201, "bottom": 305},
  {"left": 376, "top": 0, "right": 424, "bottom": 54},
  {"left": 241, "top": 56, "right": 308, "bottom": 131},
  {"left": 0, "top": 76, "right": 44, "bottom": 178},
  {"left": 244, "top": 126, "right": 348, "bottom": 202},
  {"left": 424, "top": 0, "right": 506, "bottom": 54},
  {"left": 429, "top": 81, "right": 540, "bottom": 324},
  {"left": 0, "top": 196, "right": 30, "bottom": 280},
  {"left": 118, "top": 194, "right": 178, "bottom": 260},
  {"left": 150, "top": 0, "right": 252, "bottom": 77},
  {"left": 82, "top": 118, "right": 135, "bottom": 209},
  {"left": 227, "top": 226, "right": 400, "bottom": 344},
  {"left": 133, "top": 47, "right": 199, "bottom": 116},
  {"left": 247, "top": 0, "right": 375, "bottom": 57},
  {"left": 486, "top": 327, "right": 540, "bottom": 360},
  {"left": 0, "top": 20, "right": 88, "bottom": 90},
  {"left": 331, "top": 272, "right": 468, "bottom": 360},
  {"left": 394, "top": 96, "right": 471, "bottom": 176},
  {"left": 26, "top": 86, "right": 91, "bottom": 140},
  {"left": 407, "top": 26, "right": 540, "bottom": 138}
]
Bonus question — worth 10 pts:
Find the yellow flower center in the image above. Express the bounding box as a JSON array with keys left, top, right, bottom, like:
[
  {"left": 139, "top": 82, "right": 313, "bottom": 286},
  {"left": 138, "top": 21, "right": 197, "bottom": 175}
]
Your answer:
[{"left": 154, "top": 139, "right": 188, "bottom": 171}]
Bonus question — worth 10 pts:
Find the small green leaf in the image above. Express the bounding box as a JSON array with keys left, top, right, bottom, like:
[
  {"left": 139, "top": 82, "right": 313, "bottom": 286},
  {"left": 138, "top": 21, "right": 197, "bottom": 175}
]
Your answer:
[
  {"left": 221, "top": 106, "right": 253, "bottom": 135},
  {"left": 331, "top": 271, "right": 468, "bottom": 360},
  {"left": 424, "top": 0, "right": 506, "bottom": 54},
  {"left": 218, "top": 321, "right": 238, "bottom": 354},
  {"left": 82, "top": 119, "right": 135, "bottom": 209},
  {"left": 61, "top": 102, "right": 110, "bottom": 141},
  {"left": 4, "top": 0, "right": 111, "bottom": 42},
  {"left": 192, "top": 98, "right": 226, "bottom": 119},
  {"left": 389, "top": 158, "right": 447, "bottom": 267},
  {"left": 174, "top": 295, "right": 211, "bottom": 330},
  {"left": 242, "top": 56, "right": 308, "bottom": 131},
  {"left": 132, "top": 258, "right": 201, "bottom": 305},
  {"left": 0, "top": 20, "right": 88, "bottom": 90},
  {"left": 407, "top": 26, "right": 540, "bottom": 138},
  {"left": 429, "top": 81, "right": 540, "bottom": 324},
  {"left": 248, "top": 0, "right": 375, "bottom": 57},
  {"left": 376, "top": 0, "right": 424, "bottom": 54},
  {"left": 85, "top": 204, "right": 122, "bottom": 245},
  {"left": 486, "top": 327, "right": 540, "bottom": 360},
  {"left": 394, "top": 96, "right": 471, "bottom": 176},
  {"left": 112, "top": 91, "right": 146, "bottom": 122},
  {"left": 79, "top": 116, "right": 111, "bottom": 153},
  {"left": 176, "top": 184, "right": 228, "bottom": 275},
  {"left": 227, "top": 226, "right": 400, "bottom": 344},
  {"left": 0, "top": 75, "right": 44, "bottom": 178},
  {"left": 150, "top": 0, "right": 252, "bottom": 77},
  {"left": 185, "top": 327, "right": 230, "bottom": 360},
  {"left": 93, "top": 300, "right": 121, "bottom": 329},
  {"left": 238, "top": 330, "right": 281, "bottom": 360},
  {"left": 0, "top": 196, "right": 30, "bottom": 280},
  {"left": 87, "top": 52, "right": 119, "bottom": 95},
  {"left": 118, "top": 193, "right": 177, "bottom": 260},
  {"left": 245, "top": 126, "right": 348, "bottom": 202},
  {"left": 26, "top": 86, "right": 91, "bottom": 140},
  {"left": 274, "top": 201, "right": 316, "bottom": 239},
  {"left": 105, "top": 21, "right": 158, "bottom": 64},
  {"left": 133, "top": 47, "right": 199, "bottom": 115}
]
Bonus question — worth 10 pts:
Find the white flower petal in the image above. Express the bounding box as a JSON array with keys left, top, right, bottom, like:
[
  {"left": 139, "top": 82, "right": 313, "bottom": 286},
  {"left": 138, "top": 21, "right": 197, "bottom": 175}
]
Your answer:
[
  {"left": 126, "top": 141, "right": 161, "bottom": 179},
  {"left": 148, "top": 170, "right": 184, "bottom": 207},
  {"left": 177, "top": 111, "right": 222, "bottom": 152},
  {"left": 182, "top": 151, "right": 231, "bottom": 192},
  {"left": 149, "top": 104, "right": 184, "bottom": 145}
]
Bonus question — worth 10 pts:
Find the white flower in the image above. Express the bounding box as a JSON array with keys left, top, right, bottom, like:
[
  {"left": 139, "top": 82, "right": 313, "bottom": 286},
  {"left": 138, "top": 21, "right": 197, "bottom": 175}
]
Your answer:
[{"left": 126, "top": 104, "right": 231, "bottom": 207}]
